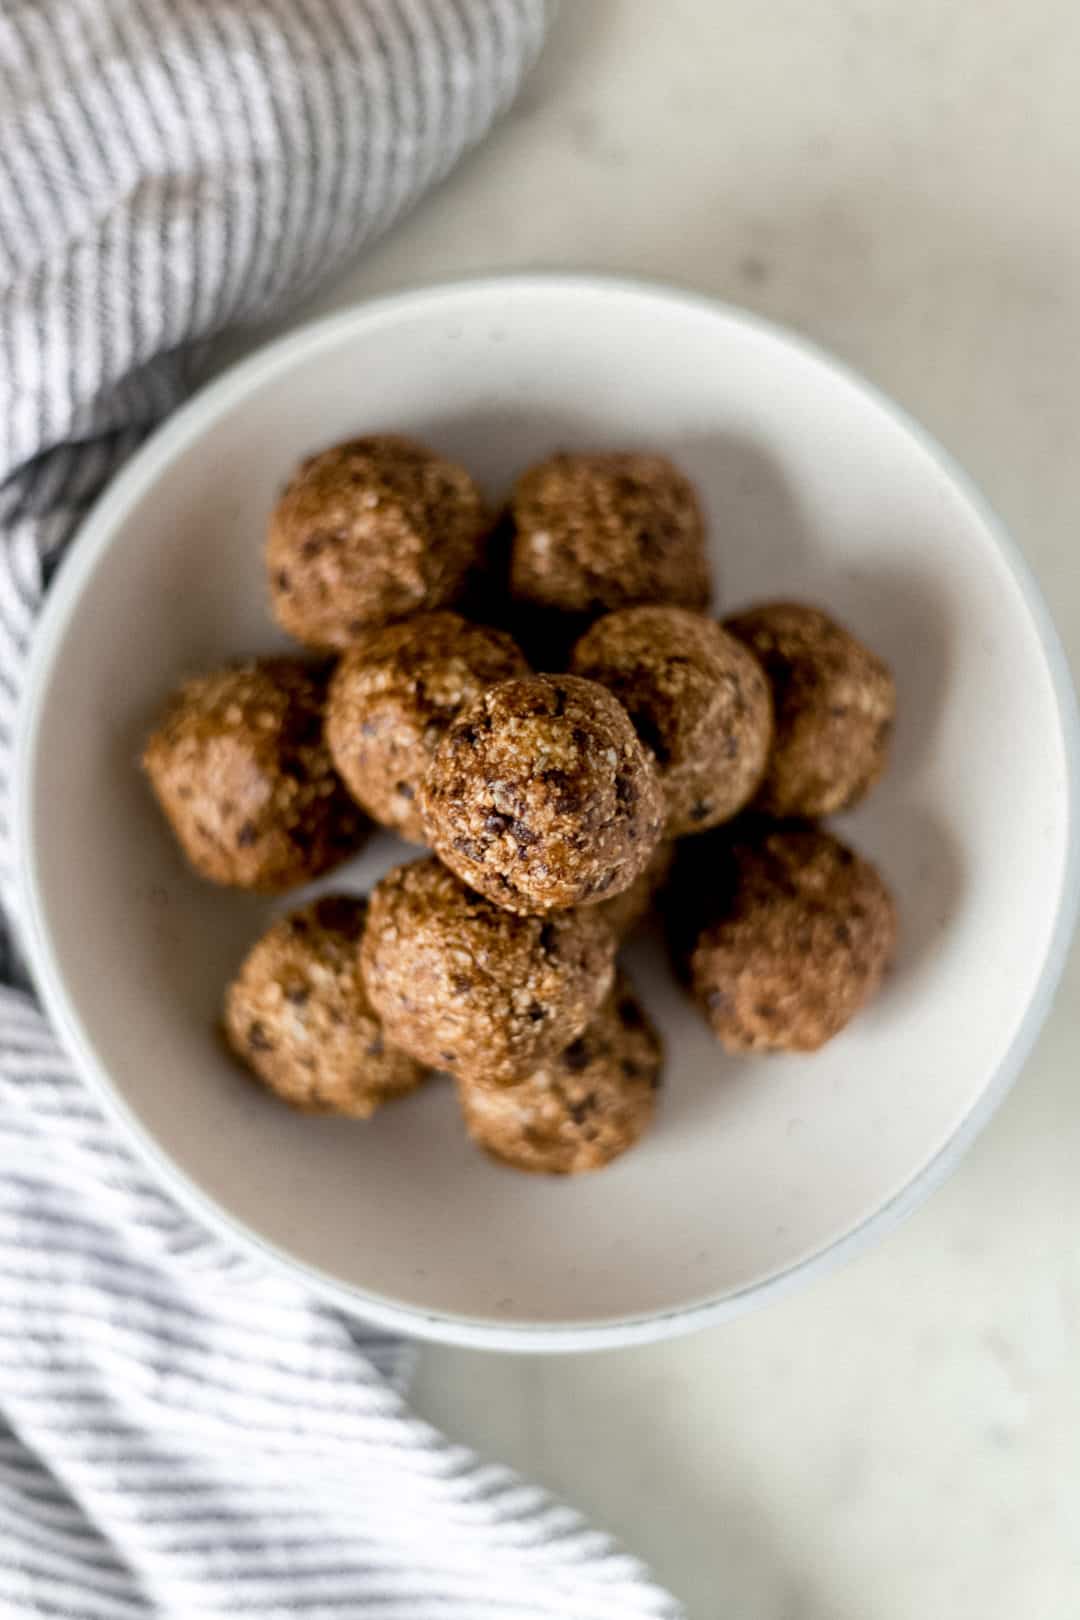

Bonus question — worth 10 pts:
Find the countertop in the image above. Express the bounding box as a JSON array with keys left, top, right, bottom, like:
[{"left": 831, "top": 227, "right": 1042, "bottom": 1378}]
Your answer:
[{"left": 270, "top": 5, "right": 1080, "bottom": 1614}]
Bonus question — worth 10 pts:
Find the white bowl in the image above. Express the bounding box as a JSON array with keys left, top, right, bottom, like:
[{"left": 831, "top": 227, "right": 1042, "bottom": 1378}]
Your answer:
[{"left": 16, "top": 276, "right": 1079, "bottom": 1351}]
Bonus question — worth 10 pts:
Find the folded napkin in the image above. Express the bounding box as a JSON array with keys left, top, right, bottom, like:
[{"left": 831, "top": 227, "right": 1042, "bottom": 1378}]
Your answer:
[{"left": 0, "top": 4, "right": 683, "bottom": 1615}]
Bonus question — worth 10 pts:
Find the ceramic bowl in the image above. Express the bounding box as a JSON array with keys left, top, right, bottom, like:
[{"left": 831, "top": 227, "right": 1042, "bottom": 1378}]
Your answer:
[{"left": 16, "top": 276, "right": 1079, "bottom": 1350}]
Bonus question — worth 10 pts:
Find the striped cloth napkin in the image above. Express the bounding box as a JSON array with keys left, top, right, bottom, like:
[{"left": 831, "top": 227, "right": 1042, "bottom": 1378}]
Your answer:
[{"left": 0, "top": 4, "right": 683, "bottom": 1616}]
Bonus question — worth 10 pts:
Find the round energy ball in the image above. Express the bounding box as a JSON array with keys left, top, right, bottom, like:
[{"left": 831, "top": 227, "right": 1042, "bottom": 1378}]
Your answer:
[
  {"left": 324, "top": 612, "right": 529, "bottom": 844},
  {"left": 224, "top": 896, "right": 427, "bottom": 1117},
  {"left": 420, "top": 674, "right": 665, "bottom": 914},
  {"left": 143, "top": 659, "right": 365, "bottom": 892},
  {"left": 571, "top": 606, "right": 773, "bottom": 837},
  {"left": 724, "top": 602, "right": 895, "bottom": 817},
  {"left": 680, "top": 823, "right": 897, "bottom": 1053},
  {"left": 359, "top": 856, "right": 616, "bottom": 1085},
  {"left": 510, "top": 451, "right": 712, "bottom": 617},
  {"left": 267, "top": 435, "right": 490, "bottom": 650},
  {"left": 455, "top": 973, "right": 661, "bottom": 1174},
  {"left": 595, "top": 838, "right": 674, "bottom": 942}
]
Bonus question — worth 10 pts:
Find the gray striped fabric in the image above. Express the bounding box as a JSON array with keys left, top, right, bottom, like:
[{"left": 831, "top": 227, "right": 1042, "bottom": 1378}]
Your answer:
[{"left": 0, "top": 4, "right": 683, "bottom": 1616}]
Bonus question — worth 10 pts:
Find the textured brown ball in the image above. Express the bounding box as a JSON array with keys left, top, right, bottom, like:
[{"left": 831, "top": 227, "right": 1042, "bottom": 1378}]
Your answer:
[
  {"left": 724, "top": 602, "right": 895, "bottom": 817},
  {"left": 510, "top": 451, "right": 712, "bottom": 617},
  {"left": 359, "top": 856, "right": 616, "bottom": 1084},
  {"left": 596, "top": 839, "right": 674, "bottom": 942},
  {"left": 224, "top": 896, "right": 427, "bottom": 1116},
  {"left": 680, "top": 824, "right": 897, "bottom": 1053},
  {"left": 143, "top": 659, "right": 365, "bottom": 892},
  {"left": 420, "top": 674, "right": 664, "bottom": 915},
  {"left": 325, "top": 613, "right": 529, "bottom": 843},
  {"left": 455, "top": 973, "right": 661, "bottom": 1174},
  {"left": 267, "top": 436, "right": 490, "bottom": 650},
  {"left": 571, "top": 606, "right": 773, "bottom": 837}
]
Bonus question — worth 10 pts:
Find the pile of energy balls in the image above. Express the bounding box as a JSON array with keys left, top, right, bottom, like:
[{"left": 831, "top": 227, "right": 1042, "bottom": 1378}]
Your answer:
[{"left": 143, "top": 436, "right": 897, "bottom": 1176}]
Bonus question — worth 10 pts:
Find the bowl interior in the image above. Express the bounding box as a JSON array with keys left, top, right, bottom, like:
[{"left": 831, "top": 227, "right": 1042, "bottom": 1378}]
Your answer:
[{"left": 19, "top": 279, "right": 1075, "bottom": 1344}]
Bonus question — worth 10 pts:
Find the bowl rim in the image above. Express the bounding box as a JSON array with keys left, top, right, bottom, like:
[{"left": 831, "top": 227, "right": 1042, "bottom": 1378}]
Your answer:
[{"left": 15, "top": 271, "right": 1080, "bottom": 1352}]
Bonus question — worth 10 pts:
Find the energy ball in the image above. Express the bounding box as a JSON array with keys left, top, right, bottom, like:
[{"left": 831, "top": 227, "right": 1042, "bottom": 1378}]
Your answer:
[
  {"left": 596, "top": 838, "right": 674, "bottom": 942},
  {"left": 510, "top": 451, "right": 712, "bottom": 617},
  {"left": 571, "top": 606, "right": 772, "bottom": 837},
  {"left": 360, "top": 856, "right": 616, "bottom": 1085},
  {"left": 455, "top": 973, "right": 661, "bottom": 1174},
  {"left": 143, "top": 659, "right": 365, "bottom": 892},
  {"left": 267, "top": 435, "right": 490, "bottom": 650},
  {"left": 420, "top": 674, "right": 664, "bottom": 914},
  {"left": 324, "top": 612, "right": 529, "bottom": 844},
  {"left": 680, "top": 823, "right": 897, "bottom": 1053},
  {"left": 724, "top": 602, "right": 895, "bottom": 817},
  {"left": 224, "top": 896, "right": 426, "bottom": 1117}
]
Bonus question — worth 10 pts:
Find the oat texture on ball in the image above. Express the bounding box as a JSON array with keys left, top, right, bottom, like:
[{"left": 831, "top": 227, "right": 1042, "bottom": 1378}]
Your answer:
[
  {"left": 725, "top": 602, "right": 895, "bottom": 818},
  {"left": 421, "top": 674, "right": 664, "bottom": 914},
  {"left": 571, "top": 605, "right": 773, "bottom": 837},
  {"left": 143, "top": 658, "right": 365, "bottom": 892},
  {"left": 595, "top": 838, "right": 675, "bottom": 943},
  {"left": 225, "top": 896, "right": 427, "bottom": 1116},
  {"left": 325, "top": 612, "right": 529, "bottom": 843},
  {"left": 267, "top": 435, "right": 490, "bottom": 650},
  {"left": 676, "top": 822, "right": 897, "bottom": 1053},
  {"left": 510, "top": 451, "right": 712, "bottom": 617},
  {"left": 456, "top": 972, "right": 662, "bottom": 1174},
  {"left": 360, "top": 856, "right": 616, "bottom": 1085},
  {"left": 144, "top": 422, "right": 906, "bottom": 1180}
]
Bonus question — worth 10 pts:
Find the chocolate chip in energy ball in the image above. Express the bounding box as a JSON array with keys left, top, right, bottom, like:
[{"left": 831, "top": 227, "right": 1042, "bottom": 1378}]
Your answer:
[
  {"left": 420, "top": 674, "right": 665, "bottom": 915},
  {"left": 509, "top": 450, "right": 713, "bottom": 617},
  {"left": 455, "top": 971, "right": 662, "bottom": 1174},
  {"left": 359, "top": 856, "right": 616, "bottom": 1085},
  {"left": 724, "top": 601, "right": 895, "bottom": 818},
  {"left": 142, "top": 658, "right": 365, "bottom": 892},
  {"left": 267, "top": 435, "right": 491, "bottom": 650},
  {"left": 676, "top": 822, "right": 897, "bottom": 1053},
  {"left": 324, "top": 612, "right": 529, "bottom": 843},
  {"left": 224, "top": 895, "right": 427, "bottom": 1116},
  {"left": 571, "top": 605, "right": 773, "bottom": 837}
]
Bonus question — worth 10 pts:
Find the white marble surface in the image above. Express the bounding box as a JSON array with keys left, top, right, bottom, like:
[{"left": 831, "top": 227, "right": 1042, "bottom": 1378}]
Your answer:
[{"left": 264, "top": 5, "right": 1080, "bottom": 1615}]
